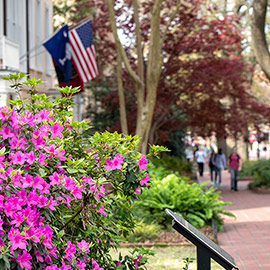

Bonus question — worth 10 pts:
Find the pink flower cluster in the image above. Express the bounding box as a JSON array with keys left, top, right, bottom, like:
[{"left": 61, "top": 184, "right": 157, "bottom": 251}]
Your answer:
[
  {"left": 105, "top": 153, "right": 124, "bottom": 171},
  {"left": 0, "top": 107, "right": 105, "bottom": 269},
  {"left": 134, "top": 155, "right": 149, "bottom": 195}
]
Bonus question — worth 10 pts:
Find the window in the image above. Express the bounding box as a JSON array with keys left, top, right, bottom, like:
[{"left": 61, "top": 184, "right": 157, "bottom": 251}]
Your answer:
[
  {"left": 29, "top": 0, "right": 35, "bottom": 69},
  {"left": 36, "top": 0, "right": 43, "bottom": 71},
  {"left": 45, "top": 4, "right": 52, "bottom": 75}
]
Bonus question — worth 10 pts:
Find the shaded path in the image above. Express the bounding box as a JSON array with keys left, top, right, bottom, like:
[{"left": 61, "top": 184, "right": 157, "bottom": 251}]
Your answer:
[{"left": 198, "top": 169, "right": 270, "bottom": 269}]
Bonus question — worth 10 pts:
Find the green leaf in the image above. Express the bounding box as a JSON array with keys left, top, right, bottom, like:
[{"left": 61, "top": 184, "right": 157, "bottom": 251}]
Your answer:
[{"left": 67, "top": 168, "right": 78, "bottom": 174}]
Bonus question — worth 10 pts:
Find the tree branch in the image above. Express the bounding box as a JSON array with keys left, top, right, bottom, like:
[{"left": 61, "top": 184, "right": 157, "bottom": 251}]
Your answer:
[
  {"left": 116, "top": 52, "right": 129, "bottom": 134},
  {"left": 107, "top": 0, "right": 143, "bottom": 87},
  {"left": 160, "top": 0, "right": 182, "bottom": 47},
  {"left": 132, "top": 0, "right": 144, "bottom": 83},
  {"left": 251, "top": 0, "right": 270, "bottom": 80}
]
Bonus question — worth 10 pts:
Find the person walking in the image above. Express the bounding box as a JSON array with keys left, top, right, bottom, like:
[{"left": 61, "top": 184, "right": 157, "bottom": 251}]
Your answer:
[
  {"left": 228, "top": 148, "right": 241, "bottom": 191},
  {"left": 195, "top": 146, "right": 207, "bottom": 177},
  {"left": 212, "top": 148, "right": 226, "bottom": 186},
  {"left": 209, "top": 150, "right": 216, "bottom": 183},
  {"left": 185, "top": 146, "right": 193, "bottom": 162}
]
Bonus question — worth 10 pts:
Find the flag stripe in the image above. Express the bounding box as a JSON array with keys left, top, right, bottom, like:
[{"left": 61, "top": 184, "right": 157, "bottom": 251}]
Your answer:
[
  {"left": 70, "top": 42, "right": 87, "bottom": 82},
  {"left": 86, "top": 47, "right": 98, "bottom": 77},
  {"left": 69, "top": 31, "right": 92, "bottom": 81},
  {"left": 68, "top": 20, "right": 98, "bottom": 83},
  {"left": 70, "top": 31, "right": 94, "bottom": 81},
  {"left": 87, "top": 46, "right": 98, "bottom": 76},
  {"left": 70, "top": 30, "right": 95, "bottom": 80}
]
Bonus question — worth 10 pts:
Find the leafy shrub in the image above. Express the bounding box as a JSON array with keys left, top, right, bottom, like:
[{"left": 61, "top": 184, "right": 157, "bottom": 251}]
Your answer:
[
  {"left": 239, "top": 159, "right": 258, "bottom": 177},
  {"left": 0, "top": 73, "right": 162, "bottom": 270},
  {"left": 127, "top": 223, "right": 161, "bottom": 243},
  {"left": 150, "top": 154, "right": 192, "bottom": 175},
  {"left": 240, "top": 159, "right": 270, "bottom": 189},
  {"left": 133, "top": 166, "right": 233, "bottom": 231}
]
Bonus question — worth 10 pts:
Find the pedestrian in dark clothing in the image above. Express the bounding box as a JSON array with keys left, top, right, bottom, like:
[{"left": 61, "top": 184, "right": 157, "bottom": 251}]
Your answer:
[
  {"left": 228, "top": 148, "right": 241, "bottom": 191},
  {"left": 209, "top": 150, "right": 216, "bottom": 182},
  {"left": 212, "top": 148, "right": 226, "bottom": 186}
]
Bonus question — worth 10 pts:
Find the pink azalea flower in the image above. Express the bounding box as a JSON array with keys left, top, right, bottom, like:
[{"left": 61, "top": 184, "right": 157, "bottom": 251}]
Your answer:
[
  {"left": 22, "top": 173, "right": 33, "bottom": 188},
  {"left": 38, "top": 152, "right": 47, "bottom": 166},
  {"left": 21, "top": 112, "right": 36, "bottom": 127},
  {"left": 47, "top": 197, "right": 58, "bottom": 210},
  {"left": 97, "top": 203, "right": 106, "bottom": 215},
  {"left": 60, "top": 193, "right": 71, "bottom": 208},
  {"left": 45, "top": 144, "right": 57, "bottom": 156},
  {"left": 34, "top": 248, "right": 44, "bottom": 263},
  {"left": 77, "top": 240, "right": 90, "bottom": 253},
  {"left": 17, "top": 250, "right": 32, "bottom": 270},
  {"left": 92, "top": 259, "right": 104, "bottom": 270},
  {"left": 115, "top": 261, "right": 122, "bottom": 267},
  {"left": 0, "top": 217, "right": 3, "bottom": 231},
  {"left": 64, "top": 241, "right": 76, "bottom": 262},
  {"left": 134, "top": 255, "right": 142, "bottom": 269},
  {"left": 77, "top": 259, "right": 86, "bottom": 270},
  {"left": 0, "top": 155, "right": 5, "bottom": 168},
  {"left": 39, "top": 124, "right": 50, "bottom": 135},
  {"left": 35, "top": 110, "right": 51, "bottom": 123},
  {"left": 72, "top": 186, "right": 83, "bottom": 199},
  {"left": 138, "top": 155, "right": 148, "bottom": 171},
  {"left": 65, "top": 120, "right": 72, "bottom": 131},
  {"left": 41, "top": 224, "right": 53, "bottom": 249},
  {"left": 49, "top": 172, "right": 61, "bottom": 185},
  {"left": 8, "top": 228, "right": 27, "bottom": 250},
  {"left": 32, "top": 135, "right": 46, "bottom": 149},
  {"left": 64, "top": 176, "right": 76, "bottom": 191},
  {"left": 111, "top": 154, "right": 124, "bottom": 170},
  {"left": 48, "top": 243, "right": 58, "bottom": 259},
  {"left": 51, "top": 123, "right": 64, "bottom": 139},
  {"left": 33, "top": 175, "right": 44, "bottom": 190},
  {"left": 24, "top": 227, "right": 41, "bottom": 243},
  {"left": 140, "top": 173, "right": 150, "bottom": 186},
  {"left": 11, "top": 151, "right": 25, "bottom": 165},
  {"left": 60, "top": 261, "right": 71, "bottom": 270},
  {"left": 25, "top": 151, "right": 36, "bottom": 165},
  {"left": 135, "top": 187, "right": 141, "bottom": 194},
  {"left": 10, "top": 212, "right": 24, "bottom": 227},
  {"left": 0, "top": 106, "right": 9, "bottom": 122},
  {"left": 27, "top": 190, "right": 38, "bottom": 205},
  {"left": 56, "top": 148, "right": 66, "bottom": 161},
  {"left": 0, "top": 125, "right": 14, "bottom": 139},
  {"left": 37, "top": 195, "right": 48, "bottom": 208},
  {"left": 104, "top": 158, "right": 112, "bottom": 171},
  {"left": 9, "top": 136, "right": 20, "bottom": 149}
]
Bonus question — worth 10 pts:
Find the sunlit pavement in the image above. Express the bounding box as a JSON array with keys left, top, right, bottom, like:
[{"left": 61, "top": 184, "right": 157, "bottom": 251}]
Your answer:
[{"left": 198, "top": 168, "right": 270, "bottom": 270}]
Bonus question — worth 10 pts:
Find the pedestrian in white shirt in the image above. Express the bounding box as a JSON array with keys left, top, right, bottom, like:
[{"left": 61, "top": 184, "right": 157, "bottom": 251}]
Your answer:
[
  {"left": 185, "top": 146, "right": 193, "bottom": 162},
  {"left": 195, "top": 146, "right": 207, "bottom": 176}
]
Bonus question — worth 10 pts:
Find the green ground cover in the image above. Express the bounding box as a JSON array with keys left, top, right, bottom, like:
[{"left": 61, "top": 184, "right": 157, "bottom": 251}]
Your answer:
[{"left": 111, "top": 246, "right": 224, "bottom": 270}]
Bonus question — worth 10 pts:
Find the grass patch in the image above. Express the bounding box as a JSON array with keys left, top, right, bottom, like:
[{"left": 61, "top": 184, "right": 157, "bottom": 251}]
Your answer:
[{"left": 111, "top": 246, "right": 224, "bottom": 269}]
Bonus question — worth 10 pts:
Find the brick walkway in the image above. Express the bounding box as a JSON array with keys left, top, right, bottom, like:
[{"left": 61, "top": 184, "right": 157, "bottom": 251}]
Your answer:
[{"left": 198, "top": 169, "right": 270, "bottom": 270}]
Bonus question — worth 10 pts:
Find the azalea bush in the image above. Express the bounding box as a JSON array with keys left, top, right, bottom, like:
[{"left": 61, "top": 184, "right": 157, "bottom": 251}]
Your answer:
[{"left": 0, "top": 73, "right": 164, "bottom": 269}]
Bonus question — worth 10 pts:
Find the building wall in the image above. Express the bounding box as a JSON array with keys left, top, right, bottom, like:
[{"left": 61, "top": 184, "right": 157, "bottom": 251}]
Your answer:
[{"left": 0, "top": 0, "right": 54, "bottom": 104}]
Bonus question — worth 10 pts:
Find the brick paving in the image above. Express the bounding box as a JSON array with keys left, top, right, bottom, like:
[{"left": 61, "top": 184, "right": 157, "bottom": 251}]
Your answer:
[{"left": 198, "top": 169, "right": 270, "bottom": 269}]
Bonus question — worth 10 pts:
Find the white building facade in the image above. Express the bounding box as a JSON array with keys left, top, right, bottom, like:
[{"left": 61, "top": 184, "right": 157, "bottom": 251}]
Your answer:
[{"left": 0, "top": 0, "right": 54, "bottom": 106}]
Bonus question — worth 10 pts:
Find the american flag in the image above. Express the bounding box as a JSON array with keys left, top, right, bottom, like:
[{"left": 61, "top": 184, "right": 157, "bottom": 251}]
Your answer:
[{"left": 69, "top": 20, "right": 98, "bottom": 82}]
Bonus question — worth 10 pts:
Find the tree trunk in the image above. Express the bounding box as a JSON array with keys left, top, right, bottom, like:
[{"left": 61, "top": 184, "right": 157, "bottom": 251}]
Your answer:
[
  {"left": 138, "top": 0, "right": 163, "bottom": 154},
  {"left": 108, "top": 0, "right": 180, "bottom": 154},
  {"left": 251, "top": 0, "right": 270, "bottom": 80},
  {"left": 116, "top": 52, "right": 128, "bottom": 134}
]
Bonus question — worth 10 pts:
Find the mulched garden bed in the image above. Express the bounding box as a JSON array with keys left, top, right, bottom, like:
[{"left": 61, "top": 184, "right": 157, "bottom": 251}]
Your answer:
[{"left": 120, "top": 226, "right": 216, "bottom": 247}]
